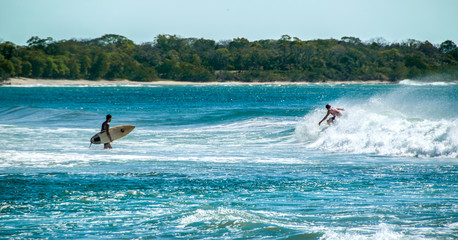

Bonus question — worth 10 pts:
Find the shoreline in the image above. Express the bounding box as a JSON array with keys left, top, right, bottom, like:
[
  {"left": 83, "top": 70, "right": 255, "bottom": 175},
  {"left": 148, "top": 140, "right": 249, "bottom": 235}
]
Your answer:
[{"left": 1, "top": 78, "right": 398, "bottom": 86}]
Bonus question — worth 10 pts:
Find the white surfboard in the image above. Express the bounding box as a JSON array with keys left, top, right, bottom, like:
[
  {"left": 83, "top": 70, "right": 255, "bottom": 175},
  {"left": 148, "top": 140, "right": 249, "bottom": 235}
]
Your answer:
[{"left": 90, "top": 125, "right": 135, "bottom": 144}]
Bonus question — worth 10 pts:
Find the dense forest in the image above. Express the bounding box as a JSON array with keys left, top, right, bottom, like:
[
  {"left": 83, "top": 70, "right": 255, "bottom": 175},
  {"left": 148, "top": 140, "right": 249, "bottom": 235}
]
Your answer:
[{"left": 0, "top": 34, "right": 457, "bottom": 82}]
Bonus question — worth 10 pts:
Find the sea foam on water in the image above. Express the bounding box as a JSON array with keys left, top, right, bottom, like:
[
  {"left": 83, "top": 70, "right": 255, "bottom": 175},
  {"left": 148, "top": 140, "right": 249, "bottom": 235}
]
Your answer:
[{"left": 296, "top": 88, "right": 458, "bottom": 158}]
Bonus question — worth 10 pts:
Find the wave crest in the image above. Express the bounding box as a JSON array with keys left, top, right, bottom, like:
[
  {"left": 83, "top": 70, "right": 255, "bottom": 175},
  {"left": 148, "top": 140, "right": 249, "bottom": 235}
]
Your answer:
[
  {"left": 399, "top": 79, "right": 457, "bottom": 86},
  {"left": 295, "top": 94, "right": 458, "bottom": 158}
]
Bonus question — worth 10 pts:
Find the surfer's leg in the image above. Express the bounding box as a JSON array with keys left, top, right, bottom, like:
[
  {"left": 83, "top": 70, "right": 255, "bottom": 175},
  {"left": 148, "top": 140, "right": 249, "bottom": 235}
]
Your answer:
[
  {"left": 327, "top": 116, "right": 336, "bottom": 125},
  {"left": 104, "top": 143, "right": 112, "bottom": 149}
]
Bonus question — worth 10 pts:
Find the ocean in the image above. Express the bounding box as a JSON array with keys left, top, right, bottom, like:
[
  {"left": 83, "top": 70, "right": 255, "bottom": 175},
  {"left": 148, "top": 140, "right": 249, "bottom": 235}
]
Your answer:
[{"left": 0, "top": 80, "right": 457, "bottom": 239}]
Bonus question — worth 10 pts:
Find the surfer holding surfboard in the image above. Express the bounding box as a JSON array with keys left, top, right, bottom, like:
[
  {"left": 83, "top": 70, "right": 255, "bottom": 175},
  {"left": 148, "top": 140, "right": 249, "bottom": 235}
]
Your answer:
[
  {"left": 90, "top": 115, "right": 135, "bottom": 149},
  {"left": 319, "top": 104, "right": 344, "bottom": 126},
  {"left": 101, "top": 114, "right": 113, "bottom": 149}
]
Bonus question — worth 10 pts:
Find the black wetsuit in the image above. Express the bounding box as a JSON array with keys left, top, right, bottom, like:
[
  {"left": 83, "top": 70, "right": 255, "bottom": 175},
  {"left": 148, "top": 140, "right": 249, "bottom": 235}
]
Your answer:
[
  {"left": 101, "top": 121, "right": 110, "bottom": 133},
  {"left": 101, "top": 121, "right": 111, "bottom": 148}
]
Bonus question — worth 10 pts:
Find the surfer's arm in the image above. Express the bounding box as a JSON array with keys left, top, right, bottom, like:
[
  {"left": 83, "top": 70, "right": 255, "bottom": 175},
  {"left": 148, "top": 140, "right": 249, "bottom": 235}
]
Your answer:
[
  {"left": 102, "top": 122, "right": 113, "bottom": 142},
  {"left": 107, "top": 130, "right": 113, "bottom": 142},
  {"left": 337, "top": 108, "right": 344, "bottom": 111},
  {"left": 319, "top": 112, "right": 330, "bottom": 125}
]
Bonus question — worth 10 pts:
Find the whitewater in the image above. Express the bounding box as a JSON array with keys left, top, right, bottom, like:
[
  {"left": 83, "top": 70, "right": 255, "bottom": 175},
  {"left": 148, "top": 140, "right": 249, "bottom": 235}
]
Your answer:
[
  {"left": 0, "top": 80, "right": 457, "bottom": 239},
  {"left": 297, "top": 82, "right": 458, "bottom": 158}
]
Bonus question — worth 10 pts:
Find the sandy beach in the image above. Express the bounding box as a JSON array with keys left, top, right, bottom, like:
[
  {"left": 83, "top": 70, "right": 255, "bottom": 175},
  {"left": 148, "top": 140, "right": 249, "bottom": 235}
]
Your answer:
[
  {"left": 1, "top": 78, "right": 200, "bottom": 86},
  {"left": 1, "top": 78, "right": 397, "bottom": 86}
]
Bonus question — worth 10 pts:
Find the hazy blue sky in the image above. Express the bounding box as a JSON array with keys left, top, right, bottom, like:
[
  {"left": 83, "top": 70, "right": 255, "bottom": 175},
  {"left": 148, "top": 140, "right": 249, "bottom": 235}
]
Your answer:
[{"left": 1, "top": 0, "right": 457, "bottom": 45}]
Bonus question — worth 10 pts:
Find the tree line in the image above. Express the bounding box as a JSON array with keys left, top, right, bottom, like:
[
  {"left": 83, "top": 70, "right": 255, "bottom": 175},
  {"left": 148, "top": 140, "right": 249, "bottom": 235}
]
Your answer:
[{"left": 1, "top": 34, "right": 457, "bottom": 82}]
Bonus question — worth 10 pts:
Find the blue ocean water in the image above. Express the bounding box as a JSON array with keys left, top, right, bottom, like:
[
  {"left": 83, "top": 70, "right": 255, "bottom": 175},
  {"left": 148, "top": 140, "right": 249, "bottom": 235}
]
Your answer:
[{"left": 0, "top": 80, "right": 457, "bottom": 239}]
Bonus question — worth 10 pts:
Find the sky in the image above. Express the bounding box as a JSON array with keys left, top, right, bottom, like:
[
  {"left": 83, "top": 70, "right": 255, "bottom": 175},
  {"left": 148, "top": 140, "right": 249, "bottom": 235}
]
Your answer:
[{"left": 1, "top": 0, "right": 457, "bottom": 46}]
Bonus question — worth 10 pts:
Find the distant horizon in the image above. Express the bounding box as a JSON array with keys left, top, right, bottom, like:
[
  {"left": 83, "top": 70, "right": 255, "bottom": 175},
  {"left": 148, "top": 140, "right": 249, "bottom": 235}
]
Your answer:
[
  {"left": 1, "top": 0, "right": 457, "bottom": 46},
  {"left": 1, "top": 33, "right": 455, "bottom": 47}
]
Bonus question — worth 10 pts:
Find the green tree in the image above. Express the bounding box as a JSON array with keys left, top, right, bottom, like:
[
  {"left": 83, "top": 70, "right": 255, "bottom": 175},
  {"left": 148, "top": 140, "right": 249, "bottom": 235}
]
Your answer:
[
  {"left": 0, "top": 55, "right": 15, "bottom": 79},
  {"left": 0, "top": 34, "right": 456, "bottom": 82},
  {"left": 0, "top": 41, "right": 18, "bottom": 60},
  {"left": 89, "top": 53, "right": 109, "bottom": 79},
  {"left": 27, "top": 36, "right": 54, "bottom": 49},
  {"left": 439, "top": 40, "right": 457, "bottom": 54}
]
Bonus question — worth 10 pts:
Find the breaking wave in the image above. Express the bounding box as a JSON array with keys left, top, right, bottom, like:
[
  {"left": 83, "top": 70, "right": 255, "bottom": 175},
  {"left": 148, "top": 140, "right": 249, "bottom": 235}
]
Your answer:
[
  {"left": 295, "top": 88, "right": 458, "bottom": 158},
  {"left": 399, "top": 79, "right": 457, "bottom": 86}
]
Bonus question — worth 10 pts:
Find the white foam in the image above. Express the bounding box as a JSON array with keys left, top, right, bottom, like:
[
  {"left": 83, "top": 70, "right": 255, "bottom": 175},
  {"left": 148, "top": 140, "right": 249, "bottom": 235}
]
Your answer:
[
  {"left": 178, "top": 207, "right": 257, "bottom": 226},
  {"left": 296, "top": 92, "right": 458, "bottom": 158},
  {"left": 322, "top": 223, "right": 412, "bottom": 240},
  {"left": 399, "top": 79, "right": 457, "bottom": 86},
  {"left": 0, "top": 149, "right": 156, "bottom": 168},
  {"left": 177, "top": 207, "right": 321, "bottom": 232}
]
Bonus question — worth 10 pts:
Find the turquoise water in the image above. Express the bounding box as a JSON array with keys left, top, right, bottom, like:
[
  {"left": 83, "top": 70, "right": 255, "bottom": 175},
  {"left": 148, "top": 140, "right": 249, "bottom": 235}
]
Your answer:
[{"left": 1, "top": 80, "right": 457, "bottom": 239}]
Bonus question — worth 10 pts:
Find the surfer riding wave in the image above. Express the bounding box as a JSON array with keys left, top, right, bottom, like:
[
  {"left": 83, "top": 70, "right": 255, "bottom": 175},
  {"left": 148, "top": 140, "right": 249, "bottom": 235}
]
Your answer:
[{"left": 319, "top": 104, "right": 344, "bottom": 126}]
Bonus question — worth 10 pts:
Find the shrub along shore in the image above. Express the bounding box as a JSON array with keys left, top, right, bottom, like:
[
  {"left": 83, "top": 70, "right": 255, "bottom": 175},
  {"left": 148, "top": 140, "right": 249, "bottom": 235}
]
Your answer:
[{"left": 1, "top": 34, "right": 457, "bottom": 82}]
